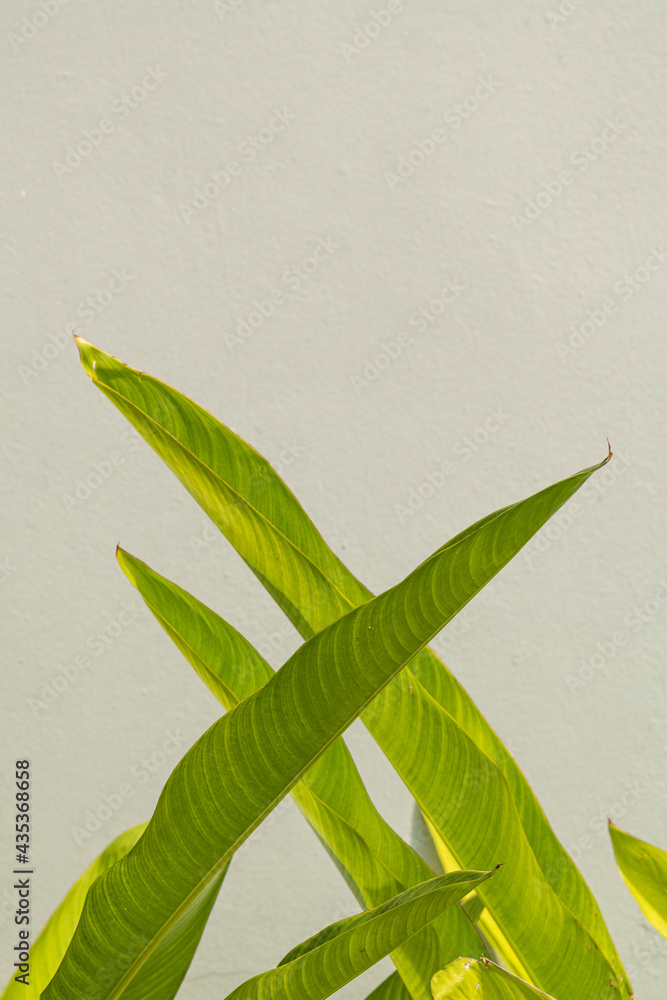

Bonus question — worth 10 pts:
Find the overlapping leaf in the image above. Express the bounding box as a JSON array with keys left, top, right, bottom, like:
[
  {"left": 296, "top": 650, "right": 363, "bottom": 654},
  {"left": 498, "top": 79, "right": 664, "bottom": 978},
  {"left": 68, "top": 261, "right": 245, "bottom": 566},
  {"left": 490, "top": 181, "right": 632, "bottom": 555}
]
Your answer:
[
  {"left": 422, "top": 817, "right": 532, "bottom": 982},
  {"left": 118, "top": 548, "right": 484, "bottom": 997},
  {"left": 454, "top": 892, "right": 522, "bottom": 979},
  {"left": 431, "top": 958, "right": 557, "bottom": 999},
  {"left": 76, "top": 339, "right": 630, "bottom": 998},
  {"left": 224, "top": 871, "right": 496, "bottom": 1000},
  {"left": 45, "top": 488, "right": 526, "bottom": 1000},
  {"left": 610, "top": 821, "right": 667, "bottom": 939}
]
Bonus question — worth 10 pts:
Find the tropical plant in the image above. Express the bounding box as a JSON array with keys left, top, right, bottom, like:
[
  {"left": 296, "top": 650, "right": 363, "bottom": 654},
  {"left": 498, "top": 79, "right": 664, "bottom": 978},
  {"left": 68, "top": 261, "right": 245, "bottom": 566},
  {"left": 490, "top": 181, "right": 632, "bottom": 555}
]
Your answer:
[{"left": 3, "top": 338, "right": 635, "bottom": 1000}]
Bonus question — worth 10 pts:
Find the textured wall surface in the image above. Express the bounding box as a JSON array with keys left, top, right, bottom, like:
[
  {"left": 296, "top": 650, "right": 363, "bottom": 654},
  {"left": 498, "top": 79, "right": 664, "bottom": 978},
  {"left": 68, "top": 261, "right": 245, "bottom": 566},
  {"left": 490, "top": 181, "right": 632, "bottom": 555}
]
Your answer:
[{"left": 2, "top": 1, "right": 667, "bottom": 996}]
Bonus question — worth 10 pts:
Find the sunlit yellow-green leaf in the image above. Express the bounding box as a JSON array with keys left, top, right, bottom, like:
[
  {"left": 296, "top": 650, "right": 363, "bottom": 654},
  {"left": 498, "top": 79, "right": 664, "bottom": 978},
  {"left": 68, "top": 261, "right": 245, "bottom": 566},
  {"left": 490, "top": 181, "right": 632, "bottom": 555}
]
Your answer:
[
  {"left": 610, "top": 821, "right": 667, "bottom": 939},
  {"left": 431, "top": 958, "right": 557, "bottom": 998}
]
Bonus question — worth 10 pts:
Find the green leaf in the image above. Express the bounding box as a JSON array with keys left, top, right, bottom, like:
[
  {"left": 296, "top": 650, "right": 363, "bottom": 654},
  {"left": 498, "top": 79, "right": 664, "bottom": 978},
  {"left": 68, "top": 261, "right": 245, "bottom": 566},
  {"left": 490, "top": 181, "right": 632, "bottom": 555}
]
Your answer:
[
  {"left": 460, "top": 895, "right": 483, "bottom": 927},
  {"left": 113, "top": 865, "right": 226, "bottom": 1000},
  {"left": 75, "top": 340, "right": 629, "bottom": 997},
  {"left": 610, "top": 821, "right": 667, "bottom": 939},
  {"left": 1, "top": 826, "right": 145, "bottom": 1000},
  {"left": 45, "top": 496, "right": 526, "bottom": 1000},
  {"left": 75, "top": 336, "right": 362, "bottom": 638},
  {"left": 422, "top": 816, "right": 533, "bottom": 983},
  {"left": 456, "top": 895, "right": 522, "bottom": 980},
  {"left": 225, "top": 871, "right": 496, "bottom": 1000},
  {"left": 431, "top": 958, "right": 557, "bottom": 999},
  {"left": 118, "top": 546, "right": 485, "bottom": 997}
]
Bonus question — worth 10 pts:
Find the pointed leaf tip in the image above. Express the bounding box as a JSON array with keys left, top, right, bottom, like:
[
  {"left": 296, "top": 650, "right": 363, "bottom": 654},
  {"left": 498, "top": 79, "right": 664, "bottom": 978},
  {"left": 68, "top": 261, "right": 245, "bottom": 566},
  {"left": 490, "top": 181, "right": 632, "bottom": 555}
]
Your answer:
[
  {"left": 610, "top": 823, "right": 667, "bottom": 944},
  {"left": 74, "top": 336, "right": 98, "bottom": 377}
]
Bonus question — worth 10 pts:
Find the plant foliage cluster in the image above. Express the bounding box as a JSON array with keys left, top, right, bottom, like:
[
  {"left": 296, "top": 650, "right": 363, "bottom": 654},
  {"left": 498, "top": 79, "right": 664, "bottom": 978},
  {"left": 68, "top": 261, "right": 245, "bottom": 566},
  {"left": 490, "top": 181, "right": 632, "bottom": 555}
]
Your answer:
[{"left": 5, "top": 340, "right": 665, "bottom": 1000}]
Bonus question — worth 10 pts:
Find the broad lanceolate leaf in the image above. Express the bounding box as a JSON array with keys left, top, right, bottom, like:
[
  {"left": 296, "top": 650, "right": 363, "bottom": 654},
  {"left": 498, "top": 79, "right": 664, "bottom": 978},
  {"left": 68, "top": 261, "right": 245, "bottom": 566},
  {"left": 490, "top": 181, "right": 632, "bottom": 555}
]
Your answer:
[
  {"left": 77, "top": 340, "right": 630, "bottom": 998},
  {"left": 45, "top": 507, "right": 517, "bottom": 1000},
  {"left": 118, "top": 547, "right": 485, "bottom": 998},
  {"left": 610, "top": 821, "right": 667, "bottom": 939},
  {"left": 225, "top": 871, "right": 496, "bottom": 1000},
  {"left": 431, "top": 958, "right": 557, "bottom": 999},
  {"left": 1, "top": 826, "right": 145, "bottom": 1000}
]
